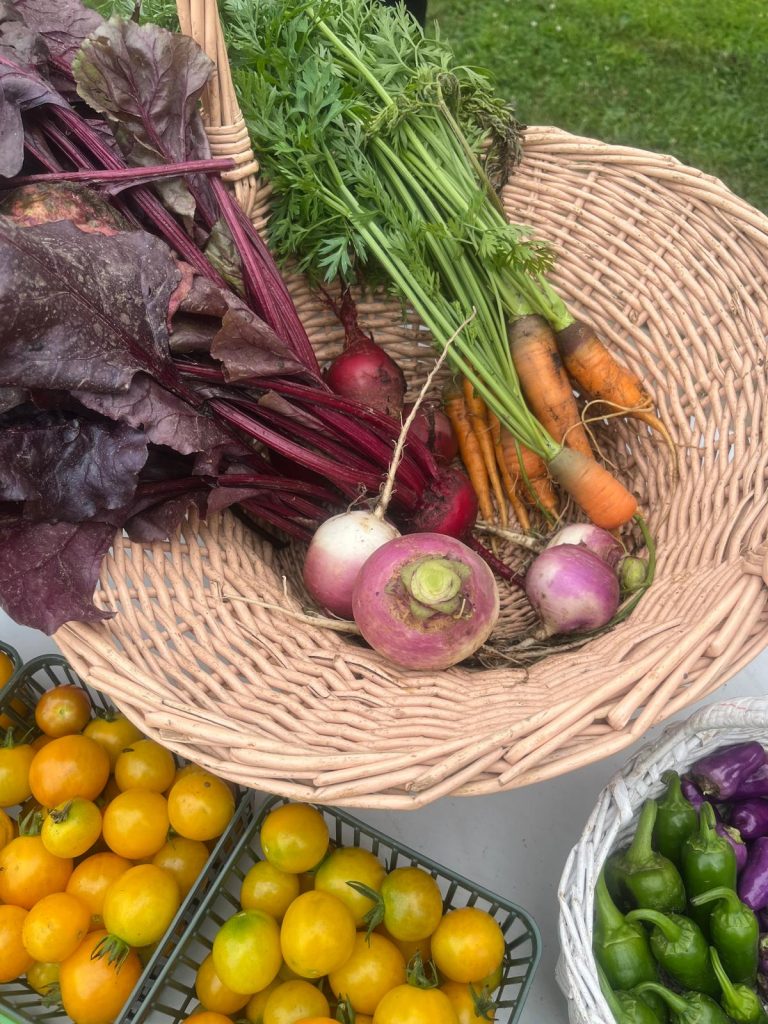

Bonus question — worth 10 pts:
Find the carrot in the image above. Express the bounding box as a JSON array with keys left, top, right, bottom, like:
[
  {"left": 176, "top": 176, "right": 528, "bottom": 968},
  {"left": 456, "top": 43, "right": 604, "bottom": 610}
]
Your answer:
[
  {"left": 443, "top": 387, "right": 495, "bottom": 526},
  {"left": 487, "top": 410, "right": 530, "bottom": 530},
  {"left": 548, "top": 447, "right": 638, "bottom": 530},
  {"left": 462, "top": 378, "right": 508, "bottom": 528},
  {"left": 556, "top": 320, "right": 677, "bottom": 466},
  {"left": 500, "top": 428, "right": 559, "bottom": 521},
  {"left": 508, "top": 315, "right": 594, "bottom": 459}
]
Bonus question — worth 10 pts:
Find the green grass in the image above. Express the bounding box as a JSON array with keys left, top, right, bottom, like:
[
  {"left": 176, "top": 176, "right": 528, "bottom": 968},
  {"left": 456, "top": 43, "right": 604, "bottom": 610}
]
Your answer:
[{"left": 427, "top": 0, "right": 768, "bottom": 211}]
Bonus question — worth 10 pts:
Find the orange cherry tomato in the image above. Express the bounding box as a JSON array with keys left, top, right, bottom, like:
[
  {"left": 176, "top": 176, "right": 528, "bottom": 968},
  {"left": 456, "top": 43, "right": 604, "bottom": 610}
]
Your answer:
[
  {"left": 59, "top": 930, "right": 142, "bottom": 1024},
  {"left": 114, "top": 739, "right": 176, "bottom": 793},
  {"left": 328, "top": 933, "right": 406, "bottom": 1015},
  {"left": 182, "top": 1014, "right": 234, "bottom": 1024},
  {"left": 29, "top": 735, "right": 110, "bottom": 807},
  {"left": 21, "top": 891, "right": 91, "bottom": 962},
  {"left": 0, "top": 650, "right": 17, "bottom": 691},
  {"left": 83, "top": 713, "right": 143, "bottom": 770},
  {"left": 195, "top": 953, "right": 250, "bottom": 1014},
  {"left": 153, "top": 836, "right": 210, "bottom": 897},
  {"left": 102, "top": 789, "right": 169, "bottom": 859},
  {"left": 0, "top": 806, "right": 16, "bottom": 848},
  {"left": 41, "top": 798, "right": 102, "bottom": 858},
  {"left": 431, "top": 908, "right": 505, "bottom": 984},
  {"left": 0, "top": 905, "right": 33, "bottom": 982},
  {"left": 0, "top": 835, "right": 73, "bottom": 909},
  {"left": 167, "top": 771, "right": 235, "bottom": 841},
  {"left": 66, "top": 852, "right": 134, "bottom": 930},
  {"left": 34, "top": 686, "right": 92, "bottom": 738}
]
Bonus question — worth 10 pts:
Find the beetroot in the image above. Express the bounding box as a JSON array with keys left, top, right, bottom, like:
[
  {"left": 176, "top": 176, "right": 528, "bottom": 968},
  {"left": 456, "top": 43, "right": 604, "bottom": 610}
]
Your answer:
[
  {"left": 403, "top": 401, "right": 458, "bottom": 465},
  {"left": 404, "top": 466, "right": 478, "bottom": 540}
]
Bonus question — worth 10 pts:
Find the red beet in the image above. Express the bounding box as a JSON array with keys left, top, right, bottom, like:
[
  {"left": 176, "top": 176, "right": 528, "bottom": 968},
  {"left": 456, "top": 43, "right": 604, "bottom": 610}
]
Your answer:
[
  {"left": 403, "top": 402, "right": 458, "bottom": 465},
  {"left": 403, "top": 466, "right": 478, "bottom": 539}
]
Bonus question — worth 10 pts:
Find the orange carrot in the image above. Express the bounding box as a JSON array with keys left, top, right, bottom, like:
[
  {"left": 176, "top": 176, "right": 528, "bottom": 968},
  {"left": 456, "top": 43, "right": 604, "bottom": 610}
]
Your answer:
[
  {"left": 556, "top": 320, "right": 677, "bottom": 464},
  {"left": 508, "top": 315, "right": 594, "bottom": 459},
  {"left": 462, "top": 378, "right": 508, "bottom": 528},
  {"left": 500, "top": 428, "right": 559, "bottom": 520},
  {"left": 548, "top": 447, "right": 638, "bottom": 529},
  {"left": 443, "top": 388, "right": 495, "bottom": 525},
  {"left": 487, "top": 411, "right": 530, "bottom": 530}
]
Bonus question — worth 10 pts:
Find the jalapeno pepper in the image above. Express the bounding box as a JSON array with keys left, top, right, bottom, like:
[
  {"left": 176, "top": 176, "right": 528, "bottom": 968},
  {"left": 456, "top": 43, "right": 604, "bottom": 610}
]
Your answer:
[
  {"left": 594, "top": 871, "right": 659, "bottom": 991},
  {"left": 625, "top": 908, "right": 718, "bottom": 996},
  {"left": 681, "top": 802, "right": 737, "bottom": 936},
  {"left": 709, "top": 946, "right": 768, "bottom": 1024},
  {"left": 634, "top": 982, "right": 731, "bottom": 1024},
  {"left": 598, "top": 965, "right": 665, "bottom": 1024},
  {"left": 653, "top": 771, "right": 699, "bottom": 869},
  {"left": 615, "top": 799, "right": 686, "bottom": 913},
  {"left": 689, "top": 886, "right": 759, "bottom": 986}
]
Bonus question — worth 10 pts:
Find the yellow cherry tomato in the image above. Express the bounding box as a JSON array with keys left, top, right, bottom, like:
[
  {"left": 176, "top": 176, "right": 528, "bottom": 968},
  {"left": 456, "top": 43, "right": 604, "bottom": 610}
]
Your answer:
[
  {"left": 114, "top": 739, "right": 176, "bottom": 793},
  {"left": 83, "top": 713, "right": 143, "bottom": 770},
  {"left": 167, "top": 771, "right": 235, "bottom": 841},
  {"left": 431, "top": 908, "right": 505, "bottom": 985},
  {"left": 328, "top": 932, "right": 406, "bottom": 1015},
  {"left": 41, "top": 798, "right": 102, "bottom": 858},
  {"left": 102, "top": 789, "right": 169, "bottom": 859},
  {"left": 378, "top": 867, "right": 443, "bottom": 942},
  {"left": 372, "top": 984, "right": 459, "bottom": 1024},
  {"left": 314, "top": 847, "right": 386, "bottom": 926},
  {"left": 240, "top": 860, "right": 300, "bottom": 919},
  {"left": 263, "top": 979, "right": 330, "bottom": 1024},
  {"left": 102, "top": 864, "right": 180, "bottom": 948},
  {"left": 0, "top": 806, "right": 16, "bottom": 848},
  {"left": 440, "top": 979, "right": 498, "bottom": 1023},
  {"left": 260, "top": 803, "right": 329, "bottom": 874},
  {"left": 182, "top": 1014, "right": 233, "bottom": 1024},
  {"left": 212, "top": 909, "right": 282, "bottom": 995},
  {"left": 0, "top": 835, "right": 73, "bottom": 909},
  {"left": 244, "top": 979, "right": 281, "bottom": 1024},
  {"left": 153, "top": 836, "right": 210, "bottom": 897},
  {"left": 21, "top": 892, "right": 91, "bottom": 963},
  {"left": 195, "top": 953, "right": 249, "bottom": 1014},
  {"left": 26, "top": 960, "right": 60, "bottom": 997},
  {"left": 0, "top": 736, "right": 35, "bottom": 807},
  {"left": 280, "top": 891, "right": 356, "bottom": 979}
]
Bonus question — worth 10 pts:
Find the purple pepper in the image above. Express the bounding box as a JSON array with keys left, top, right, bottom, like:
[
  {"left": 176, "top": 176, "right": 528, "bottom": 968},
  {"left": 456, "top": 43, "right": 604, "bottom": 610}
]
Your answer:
[
  {"left": 716, "top": 822, "right": 748, "bottom": 871},
  {"left": 734, "top": 762, "right": 768, "bottom": 800},
  {"left": 690, "top": 742, "right": 767, "bottom": 800},
  {"left": 730, "top": 799, "right": 768, "bottom": 841},
  {"left": 682, "top": 776, "right": 707, "bottom": 811},
  {"left": 739, "top": 836, "right": 768, "bottom": 911}
]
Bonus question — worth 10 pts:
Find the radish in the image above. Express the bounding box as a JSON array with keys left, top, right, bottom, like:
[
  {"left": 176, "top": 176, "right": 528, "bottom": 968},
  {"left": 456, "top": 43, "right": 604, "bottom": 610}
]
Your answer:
[
  {"left": 352, "top": 533, "right": 500, "bottom": 670},
  {"left": 525, "top": 544, "right": 620, "bottom": 636}
]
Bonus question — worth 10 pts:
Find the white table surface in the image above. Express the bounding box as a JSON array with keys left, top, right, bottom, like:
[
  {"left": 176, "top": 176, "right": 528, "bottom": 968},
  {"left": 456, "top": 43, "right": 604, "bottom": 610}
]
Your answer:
[{"left": 4, "top": 611, "right": 768, "bottom": 1024}]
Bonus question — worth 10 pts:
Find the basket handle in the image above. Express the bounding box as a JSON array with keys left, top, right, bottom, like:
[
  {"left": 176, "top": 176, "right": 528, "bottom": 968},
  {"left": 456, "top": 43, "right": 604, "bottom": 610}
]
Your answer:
[{"left": 175, "top": 0, "right": 260, "bottom": 219}]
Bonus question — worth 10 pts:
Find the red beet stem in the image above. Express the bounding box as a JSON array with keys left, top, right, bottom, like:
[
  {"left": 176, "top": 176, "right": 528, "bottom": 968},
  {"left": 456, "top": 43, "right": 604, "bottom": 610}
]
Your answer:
[{"left": 467, "top": 537, "right": 525, "bottom": 588}]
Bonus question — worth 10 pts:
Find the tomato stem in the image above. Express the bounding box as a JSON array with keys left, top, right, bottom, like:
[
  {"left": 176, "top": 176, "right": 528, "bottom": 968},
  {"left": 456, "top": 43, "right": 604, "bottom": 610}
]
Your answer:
[
  {"left": 18, "top": 807, "right": 43, "bottom": 837},
  {"left": 405, "top": 950, "right": 440, "bottom": 990},
  {"left": 347, "top": 880, "right": 385, "bottom": 939},
  {"left": 90, "top": 934, "right": 131, "bottom": 972}
]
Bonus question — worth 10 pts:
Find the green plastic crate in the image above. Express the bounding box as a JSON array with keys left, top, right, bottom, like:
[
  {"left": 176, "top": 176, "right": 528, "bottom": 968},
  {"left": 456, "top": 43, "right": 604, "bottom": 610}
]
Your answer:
[
  {"left": 133, "top": 794, "right": 541, "bottom": 1024},
  {"left": 0, "top": 655, "right": 252, "bottom": 1024}
]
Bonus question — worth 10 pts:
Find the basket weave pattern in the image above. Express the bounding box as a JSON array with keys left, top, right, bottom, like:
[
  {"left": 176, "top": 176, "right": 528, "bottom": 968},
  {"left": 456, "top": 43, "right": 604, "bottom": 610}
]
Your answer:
[
  {"left": 557, "top": 696, "right": 768, "bottom": 1024},
  {"left": 53, "top": 2, "right": 768, "bottom": 808}
]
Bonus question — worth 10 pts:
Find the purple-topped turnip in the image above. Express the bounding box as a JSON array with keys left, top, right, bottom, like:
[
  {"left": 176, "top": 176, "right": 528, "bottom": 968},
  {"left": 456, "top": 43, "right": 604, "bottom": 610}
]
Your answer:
[
  {"left": 524, "top": 543, "right": 620, "bottom": 636},
  {"left": 351, "top": 533, "right": 499, "bottom": 670},
  {"left": 545, "top": 523, "right": 624, "bottom": 569}
]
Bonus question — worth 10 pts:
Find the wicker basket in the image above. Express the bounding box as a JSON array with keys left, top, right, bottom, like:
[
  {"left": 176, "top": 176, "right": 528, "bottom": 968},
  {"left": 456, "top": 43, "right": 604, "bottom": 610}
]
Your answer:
[
  {"left": 556, "top": 695, "right": 768, "bottom": 1024},
  {"left": 53, "top": 1, "right": 768, "bottom": 808}
]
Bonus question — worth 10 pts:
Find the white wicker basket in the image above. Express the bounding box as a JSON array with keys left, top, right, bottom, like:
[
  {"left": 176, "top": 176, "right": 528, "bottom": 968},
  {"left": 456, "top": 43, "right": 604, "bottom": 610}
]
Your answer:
[{"left": 556, "top": 696, "right": 768, "bottom": 1023}]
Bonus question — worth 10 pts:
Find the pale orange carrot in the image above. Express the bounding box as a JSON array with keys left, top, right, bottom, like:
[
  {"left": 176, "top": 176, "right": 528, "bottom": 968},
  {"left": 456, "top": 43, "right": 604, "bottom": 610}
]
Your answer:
[
  {"left": 548, "top": 447, "right": 638, "bottom": 529},
  {"left": 462, "top": 378, "right": 508, "bottom": 528},
  {"left": 443, "top": 388, "right": 495, "bottom": 525},
  {"left": 508, "top": 314, "right": 594, "bottom": 459}
]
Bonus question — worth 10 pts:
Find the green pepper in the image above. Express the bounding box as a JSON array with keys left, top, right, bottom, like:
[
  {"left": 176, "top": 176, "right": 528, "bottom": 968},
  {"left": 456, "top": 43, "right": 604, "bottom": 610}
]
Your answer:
[
  {"left": 598, "top": 965, "right": 664, "bottom": 1024},
  {"left": 625, "top": 908, "right": 718, "bottom": 996},
  {"left": 634, "top": 982, "right": 732, "bottom": 1024},
  {"left": 594, "top": 871, "right": 659, "bottom": 991},
  {"left": 681, "top": 803, "right": 737, "bottom": 936},
  {"left": 653, "top": 771, "right": 699, "bottom": 868},
  {"left": 689, "top": 886, "right": 759, "bottom": 986},
  {"left": 709, "top": 946, "right": 768, "bottom": 1023},
  {"left": 615, "top": 799, "right": 686, "bottom": 913},
  {"left": 606, "top": 845, "right": 632, "bottom": 910}
]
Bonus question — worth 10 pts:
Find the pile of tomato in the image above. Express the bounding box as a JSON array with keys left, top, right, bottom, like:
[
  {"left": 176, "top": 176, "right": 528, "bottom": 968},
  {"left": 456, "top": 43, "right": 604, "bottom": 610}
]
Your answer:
[
  {"left": 0, "top": 677, "right": 236, "bottom": 1024},
  {"left": 182, "top": 802, "right": 508, "bottom": 1024}
]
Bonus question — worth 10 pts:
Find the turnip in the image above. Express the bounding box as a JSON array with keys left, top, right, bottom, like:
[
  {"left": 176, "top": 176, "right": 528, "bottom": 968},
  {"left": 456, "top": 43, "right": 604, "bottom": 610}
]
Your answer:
[
  {"left": 525, "top": 543, "right": 620, "bottom": 636},
  {"left": 545, "top": 522, "right": 623, "bottom": 569},
  {"left": 352, "top": 533, "right": 500, "bottom": 670}
]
